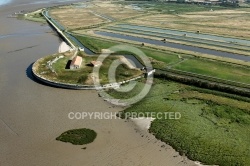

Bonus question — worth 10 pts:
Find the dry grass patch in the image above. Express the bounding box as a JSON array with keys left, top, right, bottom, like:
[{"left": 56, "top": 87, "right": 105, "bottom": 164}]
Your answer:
[
  {"left": 90, "top": 2, "right": 145, "bottom": 20},
  {"left": 49, "top": 7, "right": 107, "bottom": 29},
  {"left": 49, "top": 1, "right": 145, "bottom": 30},
  {"left": 127, "top": 9, "right": 250, "bottom": 39}
]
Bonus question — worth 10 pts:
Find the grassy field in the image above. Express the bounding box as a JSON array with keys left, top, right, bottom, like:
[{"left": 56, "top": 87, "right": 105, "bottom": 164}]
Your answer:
[
  {"left": 49, "top": 6, "right": 107, "bottom": 30},
  {"left": 173, "top": 59, "right": 250, "bottom": 84},
  {"left": 107, "top": 78, "right": 146, "bottom": 100},
  {"left": 90, "top": 1, "right": 145, "bottom": 20},
  {"left": 34, "top": 52, "right": 142, "bottom": 85},
  {"left": 74, "top": 35, "right": 118, "bottom": 53},
  {"left": 98, "top": 56, "right": 142, "bottom": 83},
  {"left": 49, "top": 1, "right": 145, "bottom": 30},
  {"left": 74, "top": 34, "right": 181, "bottom": 66},
  {"left": 109, "top": 79, "right": 250, "bottom": 165},
  {"left": 56, "top": 128, "right": 97, "bottom": 145}
]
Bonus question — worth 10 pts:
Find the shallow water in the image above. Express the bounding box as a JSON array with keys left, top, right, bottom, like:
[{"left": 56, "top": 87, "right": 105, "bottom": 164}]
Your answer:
[
  {"left": 95, "top": 31, "right": 250, "bottom": 62},
  {"left": 123, "top": 55, "right": 144, "bottom": 68},
  {"left": 116, "top": 24, "right": 250, "bottom": 46}
]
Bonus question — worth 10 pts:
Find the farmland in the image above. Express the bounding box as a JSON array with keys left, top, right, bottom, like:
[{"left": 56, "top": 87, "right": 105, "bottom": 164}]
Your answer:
[
  {"left": 49, "top": 1, "right": 145, "bottom": 30},
  {"left": 48, "top": 1, "right": 250, "bottom": 61},
  {"left": 49, "top": 5, "right": 107, "bottom": 30},
  {"left": 102, "top": 24, "right": 250, "bottom": 56},
  {"left": 126, "top": 9, "right": 250, "bottom": 39}
]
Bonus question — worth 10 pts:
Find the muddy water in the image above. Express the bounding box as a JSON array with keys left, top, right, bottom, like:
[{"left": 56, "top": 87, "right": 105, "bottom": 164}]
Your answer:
[{"left": 0, "top": 1, "right": 196, "bottom": 166}]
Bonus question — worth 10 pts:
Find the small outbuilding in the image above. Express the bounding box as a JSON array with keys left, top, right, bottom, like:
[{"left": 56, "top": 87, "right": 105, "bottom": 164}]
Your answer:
[
  {"left": 90, "top": 61, "right": 102, "bottom": 67},
  {"left": 70, "top": 56, "right": 82, "bottom": 69},
  {"left": 79, "top": 47, "right": 84, "bottom": 52}
]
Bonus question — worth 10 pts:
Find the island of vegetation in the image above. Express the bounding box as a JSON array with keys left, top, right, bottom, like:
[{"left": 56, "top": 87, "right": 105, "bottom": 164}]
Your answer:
[
  {"left": 32, "top": 51, "right": 142, "bottom": 86},
  {"left": 25, "top": 0, "right": 250, "bottom": 165},
  {"left": 56, "top": 128, "right": 97, "bottom": 145}
]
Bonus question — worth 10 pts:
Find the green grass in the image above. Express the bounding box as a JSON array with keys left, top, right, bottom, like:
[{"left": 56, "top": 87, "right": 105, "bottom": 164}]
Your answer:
[
  {"left": 52, "top": 56, "right": 90, "bottom": 84},
  {"left": 142, "top": 48, "right": 180, "bottom": 68},
  {"left": 107, "top": 78, "right": 146, "bottom": 100},
  {"left": 96, "top": 56, "right": 142, "bottom": 84},
  {"left": 150, "top": 104, "right": 250, "bottom": 165},
  {"left": 74, "top": 35, "right": 180, "bottom": 68},
  {"left": 173, "top": 59, "right": 250, "bottom": 84},
  {"left": 56, "top": 128, "right": 97, "bottom": 145},
  {"left": 36, "top": 54, "right": 142, "bottom": 85},
  {"left": 75, "top": 35, "right": 118, "bottom": 53},
  {"left": 112, "top": 79, "right": 250, "bottom": 165}
]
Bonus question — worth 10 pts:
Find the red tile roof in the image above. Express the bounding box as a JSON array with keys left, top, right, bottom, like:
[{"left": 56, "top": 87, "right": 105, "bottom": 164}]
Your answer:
[{"left": 71, "top": 56, "right": 82, "bottom": 66}]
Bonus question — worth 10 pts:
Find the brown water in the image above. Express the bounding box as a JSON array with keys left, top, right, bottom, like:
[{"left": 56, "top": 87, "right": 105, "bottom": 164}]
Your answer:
[{"left": 0, "top": 1, "right": 196, "bottom": 166}]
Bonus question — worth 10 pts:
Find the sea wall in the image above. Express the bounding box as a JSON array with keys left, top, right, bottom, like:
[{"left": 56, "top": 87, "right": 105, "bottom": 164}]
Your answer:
[{"left": 32, "top": 59, "right": 143, "bottom": 90}]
